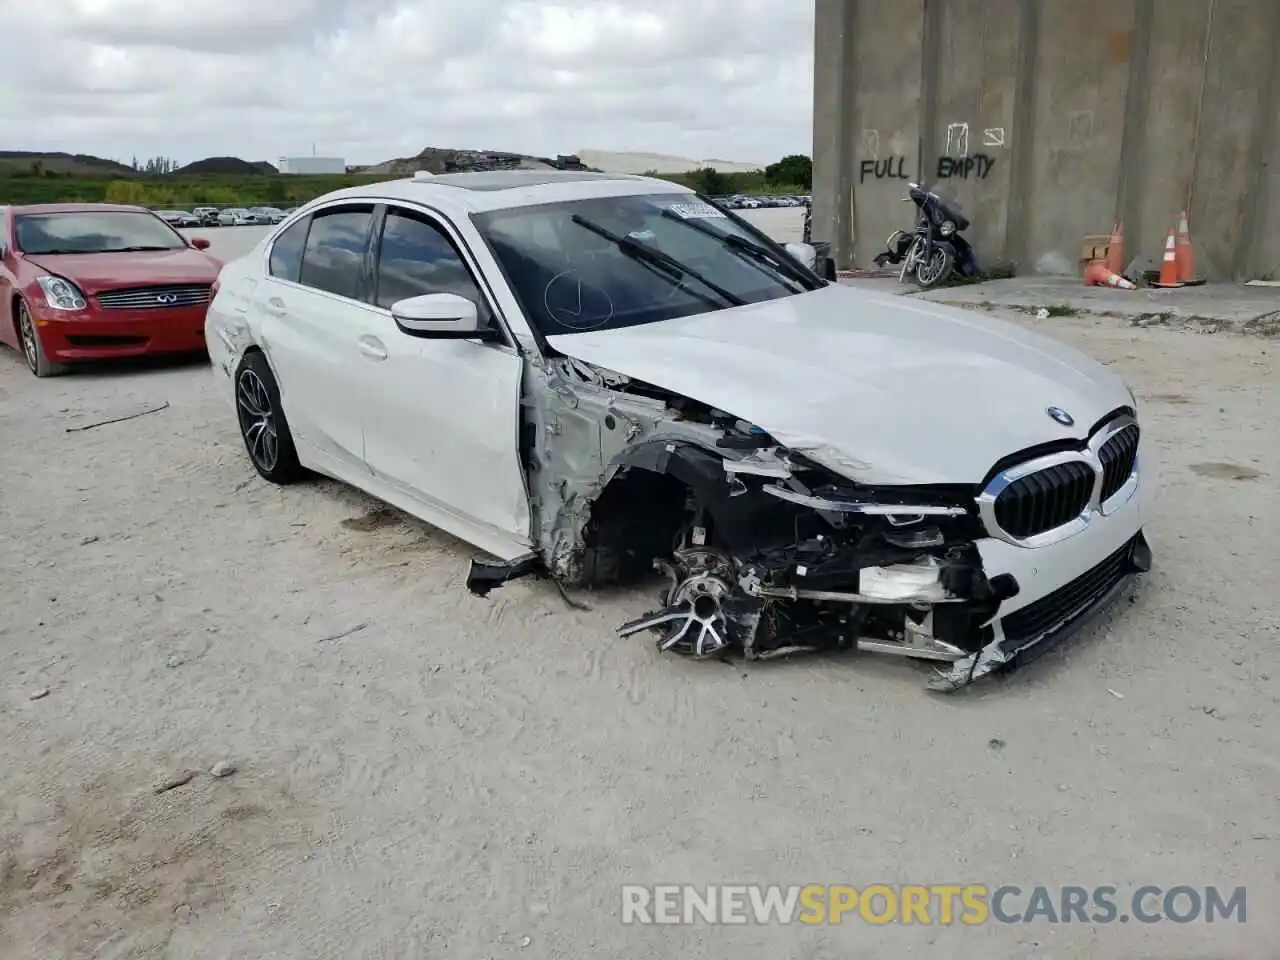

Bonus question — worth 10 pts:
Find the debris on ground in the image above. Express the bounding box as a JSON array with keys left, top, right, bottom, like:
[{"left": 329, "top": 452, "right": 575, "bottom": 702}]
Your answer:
[
  {"left": 318, "top": 621, "right": 369, "bottom": 643},
  {"left": 153, "top": 770, "right": 197, "bottom": 794},
  {"left": 66, "top": 401, "right": 171, "bottom": 433},
  {"left": 210, "top": 760, "right": 238, "bottom": 778},
  {"left": 28, "top": 687, "right": 50, "bottom": 701}
]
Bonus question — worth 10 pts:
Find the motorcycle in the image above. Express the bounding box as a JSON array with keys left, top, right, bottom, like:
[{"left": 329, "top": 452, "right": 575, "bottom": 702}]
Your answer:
[{"left": 873, "top": 182, "right": 979, "bottom": 288}]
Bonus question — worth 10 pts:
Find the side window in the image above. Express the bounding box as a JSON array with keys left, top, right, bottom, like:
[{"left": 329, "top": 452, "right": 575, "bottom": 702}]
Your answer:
[
  {"left": 268, "top": 217, "right": 309, "bottom": 282},
  {"left": 298, "top": 207, "right": 373, "bottom": 300},
  {"left": 374, "top": 209, "right": 491, "bottom": 323}
]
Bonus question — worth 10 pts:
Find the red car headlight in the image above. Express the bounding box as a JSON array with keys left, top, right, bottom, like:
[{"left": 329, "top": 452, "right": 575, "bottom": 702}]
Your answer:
[{"left": 35, "top": 275, "right": 87, "bottom": 311}]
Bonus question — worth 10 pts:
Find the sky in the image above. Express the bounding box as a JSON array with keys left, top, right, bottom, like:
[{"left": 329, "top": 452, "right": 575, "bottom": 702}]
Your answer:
[{"left": 0, "top": 0, "right": 814, "bottom": 168}]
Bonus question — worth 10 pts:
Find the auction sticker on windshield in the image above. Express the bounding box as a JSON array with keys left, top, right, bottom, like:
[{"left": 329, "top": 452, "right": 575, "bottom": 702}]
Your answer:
[{"left": 667, "top": 201, "right": 726, "bottom": 220}]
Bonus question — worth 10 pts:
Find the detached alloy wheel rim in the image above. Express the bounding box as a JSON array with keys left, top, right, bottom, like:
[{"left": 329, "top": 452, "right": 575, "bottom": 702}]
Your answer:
[
  {"left": 18, "top": 304, "right": 38, "bottom": 372},
  {"left": 237, "top": 368, "right": 279, "bottom": 472}
]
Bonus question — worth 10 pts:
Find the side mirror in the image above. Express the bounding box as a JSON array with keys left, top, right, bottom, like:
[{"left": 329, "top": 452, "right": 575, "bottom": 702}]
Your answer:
[
  {"left": 391, "top": 292, "right": 499, "bottom": 341},
  {"left": 784, "top": 241, "right": 818, "bottom": 270},
  {"left": 190, "top": 237, "right": 211, "bottom": 250}
]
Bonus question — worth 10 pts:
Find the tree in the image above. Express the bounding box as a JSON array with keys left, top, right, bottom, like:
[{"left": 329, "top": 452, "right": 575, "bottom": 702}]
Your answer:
[
  {"left": 765, "top": 154, "right": 812, "bottom": 189},
  {"left": 691, "top": 166, "right": 728, "bottom": 196},
  {"left": 265, "top": 178, "right": 287, "bottom": 202}
]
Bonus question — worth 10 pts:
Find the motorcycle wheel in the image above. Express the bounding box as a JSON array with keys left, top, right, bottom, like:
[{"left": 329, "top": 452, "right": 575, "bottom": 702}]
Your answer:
[{"left": 915, "top": 246, "right": 954, "bottom": 288}]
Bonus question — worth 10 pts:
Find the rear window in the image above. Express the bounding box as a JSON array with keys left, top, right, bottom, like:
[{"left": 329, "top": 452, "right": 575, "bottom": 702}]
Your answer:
[{"left": 297, "top": 207, "right": 373, "bottom": 299}]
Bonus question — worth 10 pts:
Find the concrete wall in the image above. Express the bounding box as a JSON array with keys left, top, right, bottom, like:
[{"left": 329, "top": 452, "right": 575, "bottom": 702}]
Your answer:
[{"left": 812, "top": 0, "right": 1280, "bottom": 281}]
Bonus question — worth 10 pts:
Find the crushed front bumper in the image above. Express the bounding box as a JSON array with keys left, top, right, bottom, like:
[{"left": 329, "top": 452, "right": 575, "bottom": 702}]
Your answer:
[{"left": 929, "top": 529, "right": 1151, "bottom": 691}]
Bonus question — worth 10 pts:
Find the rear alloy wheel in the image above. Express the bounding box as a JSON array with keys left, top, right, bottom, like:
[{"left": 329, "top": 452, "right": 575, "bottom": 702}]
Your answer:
[
  {"left": 235, "top": 351, "right": 304, "bottom": 484},
  {"left": 16, "top": 301, "right": 68, "bottom": 378}
]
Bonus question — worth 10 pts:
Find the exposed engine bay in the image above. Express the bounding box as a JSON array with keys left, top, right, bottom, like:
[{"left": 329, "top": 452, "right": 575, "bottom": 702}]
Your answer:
[
  {"left": 606, "top": 444, "right": 1020, "bottom": 691},
  {"left": 464, "top": 352, "right": 1047, "bottom": 692}
]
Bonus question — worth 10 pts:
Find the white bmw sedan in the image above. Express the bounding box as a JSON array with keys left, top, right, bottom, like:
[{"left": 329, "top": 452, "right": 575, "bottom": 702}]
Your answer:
[{"left": 206, "top": 170, "right": 1149, "bottom": 691}]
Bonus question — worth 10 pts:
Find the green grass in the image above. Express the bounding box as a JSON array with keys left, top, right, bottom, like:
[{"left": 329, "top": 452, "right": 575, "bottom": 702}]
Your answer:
[{"left": 0, "top": 173, "right": 390, "bottom": 207}]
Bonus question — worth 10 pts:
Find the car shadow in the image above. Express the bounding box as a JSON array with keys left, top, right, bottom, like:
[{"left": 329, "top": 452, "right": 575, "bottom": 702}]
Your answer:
[{"left": 55, "top": 351, "right": 211, "bottom": 381}]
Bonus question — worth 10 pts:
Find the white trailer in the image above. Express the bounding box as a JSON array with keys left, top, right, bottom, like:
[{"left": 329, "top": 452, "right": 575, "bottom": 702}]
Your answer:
[{"left": 277, "top": 156, "right": 346, "bottom": 175}]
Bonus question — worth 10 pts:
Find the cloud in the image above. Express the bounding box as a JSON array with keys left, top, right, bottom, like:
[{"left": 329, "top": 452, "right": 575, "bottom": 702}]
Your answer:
[{"left": 0, "top": 0, "right": 813, "bottom": 168}]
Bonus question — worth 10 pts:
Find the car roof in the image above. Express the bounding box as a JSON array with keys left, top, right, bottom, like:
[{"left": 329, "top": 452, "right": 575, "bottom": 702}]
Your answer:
[
  {"left": 307, "top": 170, "right": 694, "bottom": 215},
  {"left": 11, "top": 202, "right": 150, "bottom": 215}
]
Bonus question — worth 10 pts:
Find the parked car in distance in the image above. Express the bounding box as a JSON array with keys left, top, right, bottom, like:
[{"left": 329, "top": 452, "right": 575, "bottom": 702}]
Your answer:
[
  {"left": 205, "top": 170, "right": 1148, "bottom": 692},
  {"left": 249, "top": 206, "right": 286, "bottom": 224},
  {"left": 0, "top": 203, "right": 222, "bottom": 376},
  {"left": 156, "top": 209, "right": 200, "bottom": 227},
  {"left": 218, "top": 207, "right": 255, "bottom": 226},
  {"left": 193, "top": 206, "right": 221, "bottom": 227}
]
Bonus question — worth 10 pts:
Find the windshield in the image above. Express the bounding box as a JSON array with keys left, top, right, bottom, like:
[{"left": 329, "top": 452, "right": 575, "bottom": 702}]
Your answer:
[
  {"left": 15, "top": 211, "right": 188, "bottom": 254},
  {"left": 472, "top": 192, "right": 823, "bottom": 336}
]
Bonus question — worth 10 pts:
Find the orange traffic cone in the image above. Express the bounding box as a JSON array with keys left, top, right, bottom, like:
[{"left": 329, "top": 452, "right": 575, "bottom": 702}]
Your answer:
[
  {"left": 1105, "top": 221, "right": 1125, "bottom": 274},
  {"left": 1084, "top": 261, "right": 1137, "bottom": 290},
  {"left": 1175, "top": 210, "right": 1205, "bottom": 285},
  {"left": 1150, "top": 229, "right": 1184, "bottom": 288}
]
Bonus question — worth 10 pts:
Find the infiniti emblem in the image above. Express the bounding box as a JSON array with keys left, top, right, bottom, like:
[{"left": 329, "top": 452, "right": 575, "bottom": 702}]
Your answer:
[
  {"left": 155, "top": 293, "right": 178, "bottom": 304},
  {"left": 1046, "top": 406, "right": 1075, "bottom": 426}
]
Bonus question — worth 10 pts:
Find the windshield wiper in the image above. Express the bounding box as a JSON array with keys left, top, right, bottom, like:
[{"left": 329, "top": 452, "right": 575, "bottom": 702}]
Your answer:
[
  {"left": 100, "top": 245, "right": 178, "bottom": 252},
  {"left": 570, "top": 215, "right": 746, "bottom": 307},
  {"left": 660, "top": 209, "right": 815, "bottom": 289}
]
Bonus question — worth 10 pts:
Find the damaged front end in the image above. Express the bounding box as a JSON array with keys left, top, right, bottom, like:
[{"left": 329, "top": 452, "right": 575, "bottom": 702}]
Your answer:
[
  {"left": 612, "top": 446, "right": 1021, "bottom": 691},
  {"left": 472, "top": 353, "right": 1147, "bottom": 692},
  {"left": 478, "top": 353, "right": 1045, "bottom": 692}
]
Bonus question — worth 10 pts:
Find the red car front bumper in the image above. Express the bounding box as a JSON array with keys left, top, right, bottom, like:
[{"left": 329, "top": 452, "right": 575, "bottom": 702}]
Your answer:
[{"left": 30, "top": 303, "right": 209, "bottom": 362}]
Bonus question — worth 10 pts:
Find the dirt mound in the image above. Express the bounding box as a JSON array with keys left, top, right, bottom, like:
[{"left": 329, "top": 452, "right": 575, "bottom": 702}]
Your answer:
[{"left": 172, "top": 157, "right": 278, "bottom": 176}]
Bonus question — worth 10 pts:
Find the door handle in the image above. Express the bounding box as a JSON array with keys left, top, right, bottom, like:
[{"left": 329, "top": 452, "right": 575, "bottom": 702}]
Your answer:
[
  {"left": 263, "top": 297, "right": 287, "bottom": 317},
  {"left": 357, "top": 336, "right": 388, "bottom": 361}
]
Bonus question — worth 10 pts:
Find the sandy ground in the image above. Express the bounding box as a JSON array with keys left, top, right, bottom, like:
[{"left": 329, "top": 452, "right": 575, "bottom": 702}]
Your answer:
[{"left": 1, "top": 214, "right": 1277, "bottom": 959}]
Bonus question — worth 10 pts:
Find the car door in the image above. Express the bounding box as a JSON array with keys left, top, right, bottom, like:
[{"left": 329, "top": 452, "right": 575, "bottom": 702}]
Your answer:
[
  {"left": 253, "top": 204, "right": 376, "bottom": 475},
  {"left": 360, "top": 203, "right": 531, "bottom": 548}
]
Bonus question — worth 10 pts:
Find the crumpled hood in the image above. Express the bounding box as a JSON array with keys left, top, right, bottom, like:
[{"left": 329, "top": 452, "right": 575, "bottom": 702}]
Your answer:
[{"left": 546, "top": 283, "right": 1132, "bottom": 485}]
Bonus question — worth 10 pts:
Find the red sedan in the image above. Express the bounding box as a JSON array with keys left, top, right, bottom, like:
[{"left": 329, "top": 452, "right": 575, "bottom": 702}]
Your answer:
[{"left": 0, "top": 203, "right": 223, "bottom": 376}]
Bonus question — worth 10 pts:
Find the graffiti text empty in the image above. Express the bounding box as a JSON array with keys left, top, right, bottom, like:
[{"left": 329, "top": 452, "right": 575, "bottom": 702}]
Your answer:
[{"left": 936, "top": 154, "right": 997, "bottom": 180}]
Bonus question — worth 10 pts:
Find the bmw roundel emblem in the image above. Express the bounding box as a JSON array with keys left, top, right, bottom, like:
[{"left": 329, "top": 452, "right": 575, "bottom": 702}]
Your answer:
[{"left": 1046, "top": 406, "right": 1075, "bottom": 427}]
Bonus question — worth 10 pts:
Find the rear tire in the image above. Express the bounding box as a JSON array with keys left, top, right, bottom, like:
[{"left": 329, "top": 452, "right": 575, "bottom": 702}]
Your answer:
[
  {"left": 234, "top": 350, "right": 305, "bottom": 484},
  {"left": 16, "top": 300, "right": 68, "bottom": 378}
]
